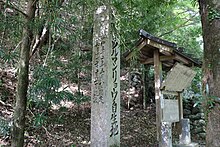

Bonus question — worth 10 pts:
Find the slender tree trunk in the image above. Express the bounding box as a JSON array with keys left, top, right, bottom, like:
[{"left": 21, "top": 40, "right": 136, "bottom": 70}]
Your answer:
[
  {"left": 12, "top": 1, "right": 37, "bottom": 146},
  {"left": 199, "top": 0, "right": 220, "bottom": 146}
]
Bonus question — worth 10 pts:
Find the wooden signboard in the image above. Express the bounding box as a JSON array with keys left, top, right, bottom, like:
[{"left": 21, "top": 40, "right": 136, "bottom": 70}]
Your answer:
[
  {"left": 162, "top": 99, "right": 179, "bottom": 122},
  {"left": 162, "top": 63, "right": 196, "bottom": 92}
]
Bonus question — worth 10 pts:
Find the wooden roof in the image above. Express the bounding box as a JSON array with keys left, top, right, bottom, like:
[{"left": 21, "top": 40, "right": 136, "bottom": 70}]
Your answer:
[{"left": 124, "top": 29, "right": 202, "bottom": 68}]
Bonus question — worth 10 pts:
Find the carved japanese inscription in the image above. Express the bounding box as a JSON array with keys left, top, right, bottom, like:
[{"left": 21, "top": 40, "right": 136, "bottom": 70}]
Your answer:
[
  {"left": 91, "top": 5, "right": 120, "bottom": 147},
  {"left": 110, "top": 37, "right": 120, "bottom": 138}
]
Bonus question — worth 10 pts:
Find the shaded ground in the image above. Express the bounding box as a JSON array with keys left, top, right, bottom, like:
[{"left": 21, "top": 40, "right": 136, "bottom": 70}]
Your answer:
[
  {"left": 0, "top": 68, "right": 159, "bottom": 146},
  {"left": 0, "top": 68, "right": 205, "bottom": 146},
  {"left": 30, "top": 105, "right": 158, "bottom": 147},
  {"left": 1, "top": 103, "right": 157, "bottom": 147}
]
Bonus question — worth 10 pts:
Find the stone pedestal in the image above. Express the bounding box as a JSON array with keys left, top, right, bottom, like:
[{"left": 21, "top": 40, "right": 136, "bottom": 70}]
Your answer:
[
  {"left": 179, "top": 119, "right": 191, "bottom": 144},
  {"left": 175, "top": 119, "right": 198, "bottom": 147}
]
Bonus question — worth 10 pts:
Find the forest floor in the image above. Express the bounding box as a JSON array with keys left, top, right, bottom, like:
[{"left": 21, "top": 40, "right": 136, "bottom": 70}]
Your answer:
[
  {"left": 0, "top": 68, "right": 158, "bottom": 146},
  {"left": 0, "top": 68, "right": 204, "bottom": 147},
  {"left": 1, "top": 101, "right": 160, "bottom": 147}
]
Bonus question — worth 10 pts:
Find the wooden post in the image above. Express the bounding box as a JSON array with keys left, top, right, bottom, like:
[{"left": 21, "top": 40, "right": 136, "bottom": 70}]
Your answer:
[
  {"left": 154, "top": 49, "right": 163, "bottom": 145},
  {"left": 176, "top": 92, "right": 183, "bottom": 136},
  {"left": 178, "top": 92, "right": 183, "bottom": 120},
  {"left": 142, "top": 65, "right": 147, "bottom": 109},
  {"left": 91, "top": 5, "right": 120, "bottom": 147}
]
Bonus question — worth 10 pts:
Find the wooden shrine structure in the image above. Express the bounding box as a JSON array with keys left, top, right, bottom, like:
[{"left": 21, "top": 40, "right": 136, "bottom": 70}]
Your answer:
[{"left": 124, "top": 29, "right": 201, "bottom": 147}]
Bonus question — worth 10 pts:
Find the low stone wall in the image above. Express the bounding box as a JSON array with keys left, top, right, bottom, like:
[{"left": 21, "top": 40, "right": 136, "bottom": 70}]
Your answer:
[{"left": 183, "top": 98, "right": 206, "bottom": 143}]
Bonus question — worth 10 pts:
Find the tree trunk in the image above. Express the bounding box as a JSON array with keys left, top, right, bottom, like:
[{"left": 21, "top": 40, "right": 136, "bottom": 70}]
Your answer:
[
  {"left": 11, "top": 1, "right": 37, "bottom": 146},
  {"left": 199, "top": 0, "right": 220, "bottom": 146}
]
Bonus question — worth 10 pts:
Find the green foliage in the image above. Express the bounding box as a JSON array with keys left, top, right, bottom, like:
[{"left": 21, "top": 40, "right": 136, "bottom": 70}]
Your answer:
[
  {"left": 73, "top": 91, "right": 90, "bottom": 105},
  {"left": 208, "top": 6, "right": 220, "bottom": 22},
  {"left": 33, "top": 112, "right": 47, "bottom": 127},
  {"left": 0, "top": 118, "right": 10, "bottom": 137},
  {"left": 28, "top": 59, "right": 91, "bottom": 110},
  {"left": 29, "top": 66, "right": 57, "bottom": 107},
  {"left": 28, "top": 65, "right": 75, "bottom": 108},
  {"left": 183, "top": 68, "right": 203, "bottom": 108},
  {"left": 0, "top": 47, "right": 18, "bottom": 66},
  {"left": 112, "top": 0, "right": 178, "bottom": 50},
  {"left": 28, "top": 64, "right": 91, "bottom": 128}
]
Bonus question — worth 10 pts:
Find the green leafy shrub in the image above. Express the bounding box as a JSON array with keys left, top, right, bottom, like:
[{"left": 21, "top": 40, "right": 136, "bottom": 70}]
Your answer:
[
  {"left": 28, "top": 65, "right": 76, "bottom": 109},
  {"left": 0, "top": 47, "right": 18, "bottom": 67},
  {"left": 0, "top": 117, "right": 10, "bottom": 137},
  {"left": 73, "top": 91, "right": 90, "bottom": 106}
]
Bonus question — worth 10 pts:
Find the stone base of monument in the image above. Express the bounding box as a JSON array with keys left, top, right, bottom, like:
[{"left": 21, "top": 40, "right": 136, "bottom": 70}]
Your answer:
[
  {"left": 174, "top": 142, "right": 199, "bottom": 147},
  {"left": 173, "top": 119, "right": 199, "bottom": 147}
]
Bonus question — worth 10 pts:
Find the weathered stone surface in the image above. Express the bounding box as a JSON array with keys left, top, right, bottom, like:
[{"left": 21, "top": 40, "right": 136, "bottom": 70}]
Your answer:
[
  {"left": 182, "top": 98, "right": 206, "bottom": 143},
  {"left": 183, "top": 109, "right": 191, "bottom": 116},
  {"left": 192, "top": 126, "right": 205, "bottom": 134},
  {"left": 174, "top": 142, "right": 199, "bottom": 147},
  {"left": 192, "top": 106, "right": 201, "bottom": 114},
  {"left": 198, "top": 133, "right": 206, "bottom": 139},
  {"left": 193, "top": 119, "right": 206, "bottom": 127},
  {"left": 179, "top": 119, "right": 191, "bottom": 145},
  {"left": 91, "top": 5, "right": 120, "bottom": 147}
]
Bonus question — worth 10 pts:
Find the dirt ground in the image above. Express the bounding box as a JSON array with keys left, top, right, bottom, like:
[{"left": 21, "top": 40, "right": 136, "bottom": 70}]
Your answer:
[
  {"left": 0, "top": 69, "right": 205, "bottom": 147},
  {"left": 1, "top": 102, "right": 158, "bottom": 147},
  {"left": 0, "top": 68, "right": 159, "bottom": 147}
]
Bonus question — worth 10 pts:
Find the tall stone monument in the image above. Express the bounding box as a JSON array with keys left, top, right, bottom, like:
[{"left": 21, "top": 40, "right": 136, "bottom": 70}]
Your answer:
[{"left": 90, "top": 5, "right": 120, "bottom": 147}]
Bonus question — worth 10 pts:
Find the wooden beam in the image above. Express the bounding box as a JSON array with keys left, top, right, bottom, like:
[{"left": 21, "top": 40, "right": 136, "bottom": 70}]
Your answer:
[
  {"left": 147, "top": 39, "right": 173, "bottom": 53},
  {"left": 125, "top": 51, "right": 135, "bottom": 61},
  {"left": 174, "top": 54, "right": 190, "bottom": 65},
  {"left": 141, "top": 55, "right": 175, "bottom": 64},
  {"left": 125, "top": 39, "right": 147, "bottom": 61},
  {"left": 162, "top": 62, "right": 173, "bottom": 68},
  {"left": 141, "top": 58, "right": 154, "bottom": 64},
  {"left": 139, "top": 52, "right": 150, "bottom": 59},
  {"left": 162, "top": 90, "right": 179, "bottom": 96},
  {"left": 138, "top": 39, "right": 147, "bottom": 50},
  {"left": 160, "top": 55, "right": 175, "bottom": 61},
  {"left": 154, "top": 49, "right": 163, "bottom": 145}
]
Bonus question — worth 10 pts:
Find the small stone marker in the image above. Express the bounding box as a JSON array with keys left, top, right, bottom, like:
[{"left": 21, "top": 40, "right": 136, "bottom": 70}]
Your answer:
[
  {"left": 91, "top": 5, "right": 120, "bottom": 147},
  {"left": 175, "top": 119, "right": 199, "bottom": 147},
  {"left": 179, "top": 119, "right": 191, "bottom": 144}
]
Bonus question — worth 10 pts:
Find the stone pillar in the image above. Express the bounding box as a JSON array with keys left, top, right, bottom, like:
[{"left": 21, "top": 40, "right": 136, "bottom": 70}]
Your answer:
[
  {"left": 91, "top": 5, "right": 120, "bottom": 147},
  {"left": 179, "top": 119, "right": 191, "bottom": 144},
  {"left": 161, "top": 122, "right": 172, "bottom": 147}
]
